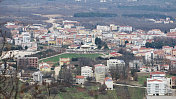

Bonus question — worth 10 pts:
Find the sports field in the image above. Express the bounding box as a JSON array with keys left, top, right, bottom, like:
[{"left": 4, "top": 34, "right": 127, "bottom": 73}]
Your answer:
[{"left": 40, "top": 53, "right": 102, "bottom": 63}]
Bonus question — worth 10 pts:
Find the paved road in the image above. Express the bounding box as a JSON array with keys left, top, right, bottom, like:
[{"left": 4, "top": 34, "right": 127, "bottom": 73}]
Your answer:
[
  {"left": 146, "top": 96, "right": 176, "bottom": 99},
  {"left": 114, "top": 83, "right": 146, "bottom": 89},
  {"left": 39, "top": 52, "right": 67, "bottom": 61}
]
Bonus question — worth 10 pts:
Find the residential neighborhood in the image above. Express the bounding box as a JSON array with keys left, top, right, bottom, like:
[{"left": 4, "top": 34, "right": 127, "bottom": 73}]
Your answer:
[{"left": 1, "top": 0, "right": 176, "bottom": 98}]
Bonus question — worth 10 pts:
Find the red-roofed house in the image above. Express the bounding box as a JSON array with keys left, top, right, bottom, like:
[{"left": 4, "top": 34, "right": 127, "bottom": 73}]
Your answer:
[
  {"left": 171, "top": 76, "right": 176, "bottom": 89},
  {"left": 150, "top": 71, "right": 165, "bottom": 78},
  {"left": 109, "top": 52, "right": 122, "bottom": 57},
  {"left": 104, "top": 77, "right": 113, "bottom": 90},
  {"left": 76, "top": 75, "right": 85, "bottom": 84}
]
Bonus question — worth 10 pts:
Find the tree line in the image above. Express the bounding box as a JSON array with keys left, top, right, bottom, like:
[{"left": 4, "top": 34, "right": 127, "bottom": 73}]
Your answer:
[
  {"left": 145, "top": 37, "right": 176, "bottom": 49},
  {"left": 74, "top": 12, "right": 117, "bottom": 17},
  {"left": 95, "top": 37, "right": 109, "bottom": 50}
]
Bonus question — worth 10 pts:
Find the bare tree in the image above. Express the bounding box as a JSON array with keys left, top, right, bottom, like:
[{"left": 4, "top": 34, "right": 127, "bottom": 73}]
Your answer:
[{"left": 0, "top": 29, "right": 19, "bottom": 99}]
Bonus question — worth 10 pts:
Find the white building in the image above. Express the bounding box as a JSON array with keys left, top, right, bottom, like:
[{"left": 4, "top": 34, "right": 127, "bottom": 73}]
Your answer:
[
  {"left": 75, "top": 0, "right": 81, "bottom": 2},
  {"left": 104, "top": 77, "right": 113, "bottom": 90},
  {"left": 170, "top": 28, "right": 176, "bottom": 32},
  {"left": 100, "top": 0, "right": 106, "bottom": 2},
  {"left": 107, "top": 59, "right": 125, "bottom": 72},
  {"left": 94, "top": 64, "right": 106, "bottom": 84},
  {"left": 147, "top": 72, "right": 172, "bottom": 96},
  {"left": 81, "top": 66, "right": 93, "bottom": 78},
  {"left": 145, "top": 51, "right": 154, "bottom": 62},
  {"left": 118, "top": 26, "right": 132, "bottom": 32},
  {"left": 76, "top": 76, "right": 85, "bottom": 84},
  {"left": 97, "top": 25, "right": 110, "bottom": 32},
  {"left": 32, "top": 71, "right": 43, "bottom": 83},
  {"left": 129, "top": 60, "right": 143, "bottom": 69},
  {"left": 22, "top": 32, "right": 31, "bottom": 43}
]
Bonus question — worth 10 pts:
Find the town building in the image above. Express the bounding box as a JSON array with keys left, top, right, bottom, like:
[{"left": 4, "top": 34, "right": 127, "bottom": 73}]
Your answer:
[
  {"left": 59, "top": 58, "right": 70, "bottom": 66},
  {"left": 76, "top": 75, "right": 85, "bottom": 84},
  {"left": 39, "top": 62, "right": 51, "bottom": 72},
  {"left": 81, "top": 66, "right": 93, "bottom": 78},
  {"left": 104, "top": 77, "right": 113, "bottom": 90},
  {"left": 118, "top": 26, "right": 133, "bottom": 32},
  {"left": 17, "top": 57, "right": 38, "bottom": 69},
  {"left": 94, "top": 64, "right": 106, "bottom": 84},
  {"left": 32, "top": 71, "right": 43, "bottom": 83},
  {"left": 107, "top": 59, "right": 125, "bottom": 72},
  {"left": 147, "top": 72, "right": 172, "bottom": 96}
]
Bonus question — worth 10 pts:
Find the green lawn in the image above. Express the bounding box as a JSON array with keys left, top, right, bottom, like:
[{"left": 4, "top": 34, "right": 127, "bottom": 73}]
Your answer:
[
  {"left": 138, "top": 76, "right": 149, "bottom": 86},
  {"left": 128, "top": 87, "right": 145, "bottom": 99},
  {"left": 40, "top": 53, "right": 102, "bottom": 63},
  {"left": 58, "top": 86, "right": 145, "bottom": 99}
]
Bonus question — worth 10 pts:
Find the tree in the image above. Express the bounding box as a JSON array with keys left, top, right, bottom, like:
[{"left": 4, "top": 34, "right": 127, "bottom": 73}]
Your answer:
[
  {"left": 95, "top": 37, "right": 109, "bottom": 50},
  {"left": 0, "top": 30, "right": 20, "bottom": 99},
  {"left": 25, "top": 46, "right": 28, "bottom": 50},
  {"left": 104, "top": 44, "right": 109, "bottom": 50},
  {"left": 145, "top": 37, "right": 176, "bottom": 49},
  {"left": 58, "top": 65, "right": 73, "bottom": 85},
  {"left": 145, "top": 42, "right": 151, "bottom": 48},
  {"left": 125, "top": 40, "right": 129, "bottom": 44},
  {"left": 99, "top": 84, "right": 107, "bottom": 94}
]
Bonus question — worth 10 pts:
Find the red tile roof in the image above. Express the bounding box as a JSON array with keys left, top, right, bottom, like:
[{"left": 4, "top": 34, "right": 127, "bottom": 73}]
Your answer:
[
  {"left": 105, "top": 77, "right": 112, "bottom": 81},
  {"left": 148, "top": 79, "right": 163, "bottom": 82},
  {"left": 172, "top": 76, "right": 176, "bottom": 80},
  {"left": 150, "top": 72, "right": 165, "bottom": 75},
  {"left": 76, "top": 76, "right": 84, "bottom": 79},
  {"left": 94, "top": 64, "right": 105, "bottom": 67}
]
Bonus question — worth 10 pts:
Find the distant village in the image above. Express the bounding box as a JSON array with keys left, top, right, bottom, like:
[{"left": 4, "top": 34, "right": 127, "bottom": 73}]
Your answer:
[{"left": 1, "top": 19, "right": 176, "bottom": 98}]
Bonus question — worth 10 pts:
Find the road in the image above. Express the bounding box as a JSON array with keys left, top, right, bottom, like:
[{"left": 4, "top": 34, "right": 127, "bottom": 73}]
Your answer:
[
  {"left": 39, "top": 52, "right": 67, "bottom": 61},
  {"left": 114, "top": 83, "right": 146, "bottom": 89}
]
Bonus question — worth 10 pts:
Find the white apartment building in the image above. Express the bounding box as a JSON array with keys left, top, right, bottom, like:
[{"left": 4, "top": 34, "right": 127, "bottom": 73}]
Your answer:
[
  {"left": 118, "top": 26, "right": 132, "bottom": 32},
  {"left": 94, "top": 64, "right": 106, "bottom": 84},
  {"left": 100, "top": 0, "right": 106, "bottom": 3},
  {"left": 81, "top": 66, "right": 93, "bottom": 78},
  {"left": 97, "top": 25, "right": 110, "bottom": 32},
  {"left": 107, "top": 59, "right": 125, "bottom": 72},
  {"left": 147, "top": 72, "right": 172, "bottom": 96},
  {"left": 22, "top": 32, "right": 31, "bottom": 43}
]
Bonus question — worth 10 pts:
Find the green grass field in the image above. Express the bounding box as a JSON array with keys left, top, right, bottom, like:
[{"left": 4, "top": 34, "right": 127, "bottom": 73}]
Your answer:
[
  {"left": 138, "top": 76, "right": 149, "bottom": 86},
  {"left": 58, "top": 86, "right": 145, "bottom": 99},
  {"left": 40, "top": 53, "right": 102, "bottom": 63}
]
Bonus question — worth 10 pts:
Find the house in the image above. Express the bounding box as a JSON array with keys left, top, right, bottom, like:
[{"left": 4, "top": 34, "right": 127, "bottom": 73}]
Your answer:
[
  {"left": 162, "top": 46, "right": 173, "bottom": 55},
  {"left": 81, "top": 66, "right": 93, "bottom": 78},
  {"left": 159, "top": 65, "right": 170, "bottom": 71},
  {"left": 172, "top": 49, "right": 176, "bottom": 56},
  {"left": 76, "top": 75, "right": 85, "bottom": 84},
  {"left": 32, "top": 71, "right": 43, "bottom": 84},
  {"left": 59, "top": 58, "right": 70, "bottom": 66},
  {"left": 171, "top": 76, "right": 176, "bottom": 89},
  {"left": 109, "top": 52, "right": 122, "bottom": 57},
  {"left": 104, "top": 77, "right": 113, "bottom": 90},
  {"left": 94, "top": 64, "right": 106, "bottom": 84},
  {"left": 140, "top": 66, "right": 151, "bottom": 72},
  {"left": 39, "top": 62, "right": 51, "bottom": 72}
]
